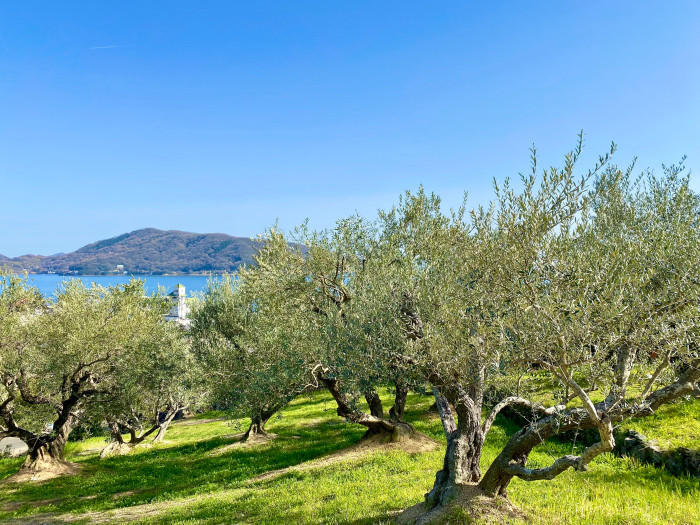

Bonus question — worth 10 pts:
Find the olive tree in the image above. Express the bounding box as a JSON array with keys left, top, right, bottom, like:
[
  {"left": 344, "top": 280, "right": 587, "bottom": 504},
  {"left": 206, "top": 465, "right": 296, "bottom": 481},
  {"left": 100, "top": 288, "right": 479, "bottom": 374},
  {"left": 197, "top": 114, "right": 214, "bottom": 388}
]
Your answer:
[
  {"left": 360, "top": 140, "right": 699, "bottom": 519},
  {"left": 473, "top": 156, "right": 699, "bottom": 499},
  {"left": 0, "top": 276, "right": 184, "bottom": 478},
  {"left": 256, "top": 221, "right": 424, "bottom": 442},
  {"left": 190, "top": 267, "right": 317, "bottom": 441},
  {"left": 101, "top": 317, "right": 202, "bottom": 455}
]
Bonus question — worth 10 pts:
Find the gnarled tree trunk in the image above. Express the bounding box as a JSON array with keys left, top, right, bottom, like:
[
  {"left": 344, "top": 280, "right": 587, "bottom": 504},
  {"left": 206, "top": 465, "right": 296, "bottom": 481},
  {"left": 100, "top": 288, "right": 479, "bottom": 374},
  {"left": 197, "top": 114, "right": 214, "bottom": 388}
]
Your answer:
[
  {"left": 20, "top": 419, "right": 76, "bottom": 477},
  {"left": 152, "top": 406, "right": 183, "bottom": 443},
  {"left": 425, "top": 388, "right": 484, "bottom": 508},
  {"left": 478, "top": 361, "right": 700, "bottom": 497},
  {"left": 241, "top": 406, "right": 277, "bottom": 441},
  {"left": 389, "top": 383, "right": 409, "bottom": 422},
  {"left": 109, "top": 421, "right": 125, "bottom": 444},
  {"left": 100, "top": 420, "right": 135, "bottom": 458},
  {"left": 364, "top": 389, "right": 384, "bottom": 419},
  {"left": 322, "top": 377, "right": 414, "bottom": 442}
]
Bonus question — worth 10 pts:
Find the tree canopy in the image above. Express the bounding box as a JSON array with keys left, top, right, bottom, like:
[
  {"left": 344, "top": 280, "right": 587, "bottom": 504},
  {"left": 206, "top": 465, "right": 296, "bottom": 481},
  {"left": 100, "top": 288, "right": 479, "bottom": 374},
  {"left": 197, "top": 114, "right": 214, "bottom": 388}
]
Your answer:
[
  {"left": 206, "top": 139, "right": 699, "bottom": 518},
  {"left": 0, "top": 275, "right": 193, "bottom": 476}
]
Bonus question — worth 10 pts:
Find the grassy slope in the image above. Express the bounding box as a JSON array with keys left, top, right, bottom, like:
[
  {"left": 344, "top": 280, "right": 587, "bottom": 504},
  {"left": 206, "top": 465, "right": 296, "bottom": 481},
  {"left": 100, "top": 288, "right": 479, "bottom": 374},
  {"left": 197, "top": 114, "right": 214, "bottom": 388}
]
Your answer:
[{"left": 0, "top": 391, "right": 697, "bottom": 525}]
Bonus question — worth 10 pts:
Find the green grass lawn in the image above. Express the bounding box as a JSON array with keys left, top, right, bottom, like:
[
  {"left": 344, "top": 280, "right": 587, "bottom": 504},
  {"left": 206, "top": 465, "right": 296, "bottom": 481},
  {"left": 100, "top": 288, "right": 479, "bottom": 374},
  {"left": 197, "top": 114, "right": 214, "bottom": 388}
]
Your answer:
[{"left": 0, "top": 391, "right": 698, "bottom": 524}]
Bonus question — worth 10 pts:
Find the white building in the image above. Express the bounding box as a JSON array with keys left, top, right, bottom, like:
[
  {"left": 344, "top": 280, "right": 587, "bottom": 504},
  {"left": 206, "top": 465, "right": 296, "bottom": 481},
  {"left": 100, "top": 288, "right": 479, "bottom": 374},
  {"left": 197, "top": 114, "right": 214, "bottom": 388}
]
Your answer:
[{"left": 165, "top": 284, "right": 191, "bottom": 328}]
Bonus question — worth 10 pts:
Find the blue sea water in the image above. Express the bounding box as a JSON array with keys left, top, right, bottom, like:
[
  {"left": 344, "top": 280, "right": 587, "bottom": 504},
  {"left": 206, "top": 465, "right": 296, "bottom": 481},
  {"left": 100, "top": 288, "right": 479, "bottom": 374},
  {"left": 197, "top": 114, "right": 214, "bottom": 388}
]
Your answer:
[{"left": 24, "top": 274, "right": 219, "bottom": 298}]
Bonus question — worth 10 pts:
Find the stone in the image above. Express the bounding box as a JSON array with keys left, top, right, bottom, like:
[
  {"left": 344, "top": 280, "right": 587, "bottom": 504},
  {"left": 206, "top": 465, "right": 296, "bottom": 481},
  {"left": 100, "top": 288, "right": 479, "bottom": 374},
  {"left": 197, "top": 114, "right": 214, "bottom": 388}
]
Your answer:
[{"left": 0, "top": 437, "right": 29, "bottom": 457}]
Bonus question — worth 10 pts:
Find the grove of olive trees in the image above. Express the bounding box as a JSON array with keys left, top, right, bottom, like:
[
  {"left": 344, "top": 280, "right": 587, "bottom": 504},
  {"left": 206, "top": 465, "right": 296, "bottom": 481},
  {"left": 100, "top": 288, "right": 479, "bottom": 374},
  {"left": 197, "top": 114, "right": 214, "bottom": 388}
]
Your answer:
[
  {"left": 0, "top": 277, "right": 200, "bottom": 479},
  {"left": 190, "top": 140, "right": 698, "bottom": 521},
  {"left": 1, "top": 141, "right": 697, "bottom": 522}
]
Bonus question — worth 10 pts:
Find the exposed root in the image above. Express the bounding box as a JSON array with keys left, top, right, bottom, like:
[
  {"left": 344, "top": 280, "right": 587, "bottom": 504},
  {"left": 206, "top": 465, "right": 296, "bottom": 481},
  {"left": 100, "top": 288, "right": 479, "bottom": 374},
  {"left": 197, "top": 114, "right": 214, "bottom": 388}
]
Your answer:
[
  {"left": 4, "top": 460, "right": 81, "bottom": 484},
  {"left": 207, "top": 432, "right": 277, "bottom": 456},
  {"left": 99, "top": 442, "right": 134, "bottom": 459},
  {"left": 397, "top": 484, "right": 524, "bottom": 525}
]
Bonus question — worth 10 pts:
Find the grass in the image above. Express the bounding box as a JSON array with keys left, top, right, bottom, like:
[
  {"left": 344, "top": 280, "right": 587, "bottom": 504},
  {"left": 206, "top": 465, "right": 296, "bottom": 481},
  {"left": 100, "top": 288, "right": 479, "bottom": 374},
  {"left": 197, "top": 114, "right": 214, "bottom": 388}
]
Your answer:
[
  {"left": 515, "top": 372, "right": 700, "bottom": 449},
  {"left": 617, "top": 398, "right": 700, "bottom": 449},
  {"left": 0, "top": 390, "right": 698, "bottom": 524}
]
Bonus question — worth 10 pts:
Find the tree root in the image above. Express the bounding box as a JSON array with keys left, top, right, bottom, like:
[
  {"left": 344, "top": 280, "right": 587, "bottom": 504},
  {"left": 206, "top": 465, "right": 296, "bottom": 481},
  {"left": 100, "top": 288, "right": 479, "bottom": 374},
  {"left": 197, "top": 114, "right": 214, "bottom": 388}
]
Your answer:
[
  {"left": 99, "top": 441, "right": 135, "bottom": 459},
  {"left": 4, "top": 459, "right": 81, "bottom": 483},
  {"left": 397, "top": 483, "right": 524, "bottom": 525}
]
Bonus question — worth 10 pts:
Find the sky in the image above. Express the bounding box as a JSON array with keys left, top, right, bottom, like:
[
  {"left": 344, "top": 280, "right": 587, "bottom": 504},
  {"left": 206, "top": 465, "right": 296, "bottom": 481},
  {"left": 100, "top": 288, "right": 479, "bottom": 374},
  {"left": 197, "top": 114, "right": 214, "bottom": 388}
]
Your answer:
[{"left": 1, "top": 1, "right": 699, "bottom": 257}]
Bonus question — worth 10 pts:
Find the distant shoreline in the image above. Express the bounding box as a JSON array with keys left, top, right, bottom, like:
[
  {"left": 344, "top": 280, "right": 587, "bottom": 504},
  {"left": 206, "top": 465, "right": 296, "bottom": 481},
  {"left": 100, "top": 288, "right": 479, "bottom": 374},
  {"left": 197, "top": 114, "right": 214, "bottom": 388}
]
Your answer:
[
  {"left": 1, "top": 228, "right": 259, "bottom": 276},
  {"left": 17, "top": 272, "right": 229, "bottom": 277},
  {"left": 23, "top": 273, "right": 221, "bottom": 297}
]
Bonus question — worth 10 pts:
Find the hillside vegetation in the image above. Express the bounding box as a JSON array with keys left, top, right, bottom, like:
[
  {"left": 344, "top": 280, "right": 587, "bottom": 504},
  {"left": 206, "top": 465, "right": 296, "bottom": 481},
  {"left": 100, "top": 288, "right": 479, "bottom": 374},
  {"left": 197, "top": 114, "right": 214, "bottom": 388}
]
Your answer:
[{"left": 1, "top": 228, "right": 261, "bottom": 274}]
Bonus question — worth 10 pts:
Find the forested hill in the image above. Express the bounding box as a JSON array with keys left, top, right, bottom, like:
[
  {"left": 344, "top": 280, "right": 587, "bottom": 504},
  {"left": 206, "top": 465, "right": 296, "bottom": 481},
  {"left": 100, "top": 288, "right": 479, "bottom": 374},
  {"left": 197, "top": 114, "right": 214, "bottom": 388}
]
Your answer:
[{"left": 1, "top": 228, "right": 263, "bottom": 275}]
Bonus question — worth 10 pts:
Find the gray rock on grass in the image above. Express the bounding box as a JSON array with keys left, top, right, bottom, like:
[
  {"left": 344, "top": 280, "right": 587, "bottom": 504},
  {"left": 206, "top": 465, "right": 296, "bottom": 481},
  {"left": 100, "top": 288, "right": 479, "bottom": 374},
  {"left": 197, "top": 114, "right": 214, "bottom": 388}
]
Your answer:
[{"left": 0, "top": 437, "right": 29, "bottom": 457}]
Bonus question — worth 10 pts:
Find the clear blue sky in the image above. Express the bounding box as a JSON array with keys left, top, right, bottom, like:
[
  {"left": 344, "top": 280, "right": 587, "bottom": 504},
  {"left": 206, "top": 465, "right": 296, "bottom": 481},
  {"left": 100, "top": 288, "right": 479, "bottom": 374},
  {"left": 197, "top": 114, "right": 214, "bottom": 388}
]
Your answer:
[{"left": 2, "top": 1, "right": 699, "bottom": 257}]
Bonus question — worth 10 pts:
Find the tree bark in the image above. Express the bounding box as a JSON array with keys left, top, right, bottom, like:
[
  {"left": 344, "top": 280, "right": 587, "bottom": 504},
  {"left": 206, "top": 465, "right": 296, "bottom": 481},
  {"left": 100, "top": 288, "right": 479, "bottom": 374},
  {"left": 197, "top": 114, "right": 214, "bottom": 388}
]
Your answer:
[
  {"left": 152, "top": 408, "right": 180, "bottom": 443},
  {"left": 1, "top": 367, "right": 104, "bottom": 476},
  {"left": 128, "top": 421, "right": 160, "bottom": 444},
  {"left": 322, "top": 376, "right": 413, "bottom": 441},
  {"left": 389, "top": 383, "right": 409, "bottom": 422},
  {"left": 364, "top": 389, "right": 384, "bottom": 419},
  {"left": 478, "top": 362, "right": 699, "bottom": 497},
  {"left": 109, "top": 421, "right": 125, "bottom": 444},
  {"left": 20, "top": 420, "right": 73, "bottom": 473},
  {"left": 100, "top": 421, "right": 136, "bottom": 458},
  {"left": 241, "top": 407, "right": 276, "bottom": 441},
  {"left": 425, "top": 387, "right": 484, "bottom": 508},
  {"left": 606, "top": 344, "right": 637, "bottom": 402}
]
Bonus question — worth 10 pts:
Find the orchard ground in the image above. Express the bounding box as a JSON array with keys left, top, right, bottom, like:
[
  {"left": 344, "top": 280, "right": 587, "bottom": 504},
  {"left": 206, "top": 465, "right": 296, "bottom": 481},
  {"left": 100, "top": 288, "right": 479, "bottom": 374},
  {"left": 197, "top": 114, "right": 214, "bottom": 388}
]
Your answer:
[{"left": 0, "top": 391, "right": 698, "bottom": 525}]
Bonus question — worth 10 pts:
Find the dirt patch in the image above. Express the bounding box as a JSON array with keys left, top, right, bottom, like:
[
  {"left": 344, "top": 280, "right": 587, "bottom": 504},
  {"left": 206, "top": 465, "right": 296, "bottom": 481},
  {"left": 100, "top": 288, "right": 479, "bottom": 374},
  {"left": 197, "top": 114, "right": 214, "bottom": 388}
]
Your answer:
[
  {"left": 251, "top": 430, "right": 437, "bottom": 483},
  {"left": 396, "top": 484, "right": 525, "bottom": 525},
  {"left": 99, "top": 442, "right": 133, "bottom": 459},
  {"left": 1, "top": 497, "right": 63, "bottom": 512},
  {"left": 2, "top": 461, "right": 82, "bottom": 484},
  {"left": 207, "top": 432, "right": 277, "bottom": 456},
  {"left": 2, "top": 488, "right": 249, "bottom": 524},
  {"left": 356, "top": 429, "right": 438, "bottom": 454},
  {"left": 111, "top": 489, "right": 142, "bottom": 500},
  {"left": 73, "top": 446, "right": 103, "bottom": 457}
]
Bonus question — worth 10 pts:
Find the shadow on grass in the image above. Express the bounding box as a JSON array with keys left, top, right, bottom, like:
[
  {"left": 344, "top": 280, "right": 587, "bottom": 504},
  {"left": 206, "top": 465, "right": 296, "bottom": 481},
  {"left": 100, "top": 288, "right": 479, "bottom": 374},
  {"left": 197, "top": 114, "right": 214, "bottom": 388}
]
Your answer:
[
  {"left": 0, "top": 418, "right": 366, "bottom": 519},
  {"left": 2, "top": 392, "right": 696, "bottom": 525},
  {"left": 0, "top": 391, "right": 439, "bottom": 521}
]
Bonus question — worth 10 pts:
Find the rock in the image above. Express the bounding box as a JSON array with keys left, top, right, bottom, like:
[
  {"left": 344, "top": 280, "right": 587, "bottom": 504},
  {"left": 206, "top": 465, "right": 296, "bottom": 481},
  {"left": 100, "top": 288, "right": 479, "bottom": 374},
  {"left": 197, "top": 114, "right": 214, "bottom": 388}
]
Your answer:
[
  {"left": 0, "top": 437, "right": 29, "bottom": 457},
  {"left": 99, "top": 441, "right": 133, "bottom": 458},
  {"left": 614, "top": 431, "right": 700, "bottom": 477}
]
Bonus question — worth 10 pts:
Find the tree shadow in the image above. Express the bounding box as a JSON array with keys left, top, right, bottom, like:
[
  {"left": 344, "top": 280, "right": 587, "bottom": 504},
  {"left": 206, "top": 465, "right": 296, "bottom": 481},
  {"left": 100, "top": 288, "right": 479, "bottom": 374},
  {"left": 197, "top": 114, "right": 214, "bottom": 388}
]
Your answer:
[{"left": 0, "top": 418, "right": 365, "bottom": 519}]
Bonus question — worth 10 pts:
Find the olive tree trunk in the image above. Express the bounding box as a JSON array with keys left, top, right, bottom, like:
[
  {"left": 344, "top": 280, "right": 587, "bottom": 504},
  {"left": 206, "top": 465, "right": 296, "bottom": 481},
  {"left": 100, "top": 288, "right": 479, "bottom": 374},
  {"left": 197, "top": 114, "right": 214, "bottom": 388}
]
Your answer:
[
  {"left": 322, "top": 377, "right": 414, "bottom": 441},
  {"left": 425, "top": 388, "right": 484, "bottom": 508},
  {"left": 364, "top": 389, "right": 384, "bottom": 419},
  {"left": 152, "top": 407, "right": 183, "bottom": 443},
  {"left": 20, "top": 419, "right": 74, "bottom": 475},
  {"left": 241, "top": 407, "right": 277, "bottom": 441},
  {"left": 478, "top": 362, "right": 700, "bottom": 497},
  {"left": 389, "top": 383, "right": 409, "bottom": 422}
]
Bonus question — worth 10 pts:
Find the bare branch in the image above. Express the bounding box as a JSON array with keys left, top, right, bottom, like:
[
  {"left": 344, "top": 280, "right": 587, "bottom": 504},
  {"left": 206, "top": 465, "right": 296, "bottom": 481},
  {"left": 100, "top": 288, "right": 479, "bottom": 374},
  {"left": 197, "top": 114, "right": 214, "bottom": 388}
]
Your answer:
[
  {"left": 503, "top": 455, "right": 580, "bottom": 481},
  {"left": 640, "top": 350, "right": 673, "bottom": 399}
]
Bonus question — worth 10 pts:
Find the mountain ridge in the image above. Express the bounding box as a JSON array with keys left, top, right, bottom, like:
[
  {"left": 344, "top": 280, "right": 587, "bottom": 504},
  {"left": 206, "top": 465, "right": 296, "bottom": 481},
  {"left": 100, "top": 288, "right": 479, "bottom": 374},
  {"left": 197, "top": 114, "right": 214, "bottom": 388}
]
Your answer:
[{"left": 1, "top": 228, "right": 263, "bottom": 275}]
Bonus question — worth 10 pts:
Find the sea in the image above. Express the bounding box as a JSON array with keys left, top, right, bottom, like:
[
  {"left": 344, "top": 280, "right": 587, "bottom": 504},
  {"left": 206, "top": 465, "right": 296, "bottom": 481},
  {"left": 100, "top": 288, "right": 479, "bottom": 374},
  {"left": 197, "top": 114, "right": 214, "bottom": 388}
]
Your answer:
[{"left": 24, "top": 274, "right": 220, "bottom": 298}]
